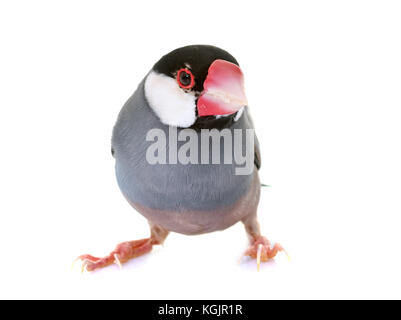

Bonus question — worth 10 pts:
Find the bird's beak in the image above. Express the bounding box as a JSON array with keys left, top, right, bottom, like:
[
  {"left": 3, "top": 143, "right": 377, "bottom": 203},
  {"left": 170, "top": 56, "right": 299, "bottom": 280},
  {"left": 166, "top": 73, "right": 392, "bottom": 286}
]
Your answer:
[{"left": 197, "top": 59, "right": 248, "bottom": 117}]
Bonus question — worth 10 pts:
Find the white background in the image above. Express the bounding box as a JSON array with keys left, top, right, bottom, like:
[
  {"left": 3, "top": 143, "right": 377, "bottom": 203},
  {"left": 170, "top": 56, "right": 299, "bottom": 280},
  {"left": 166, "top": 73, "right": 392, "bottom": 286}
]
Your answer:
[{"left": 1, "top": 0, "right": 400, "bottom": 299}]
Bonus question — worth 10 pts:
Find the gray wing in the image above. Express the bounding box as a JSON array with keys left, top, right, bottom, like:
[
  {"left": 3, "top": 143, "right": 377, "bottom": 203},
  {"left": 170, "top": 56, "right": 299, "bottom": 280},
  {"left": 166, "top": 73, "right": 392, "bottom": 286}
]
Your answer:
[
  {"left": 242, "top": 107, "right": 261, "bottom": 170},
  {"left": 254, "top": 134, "right": 261, "bottom": 170}
]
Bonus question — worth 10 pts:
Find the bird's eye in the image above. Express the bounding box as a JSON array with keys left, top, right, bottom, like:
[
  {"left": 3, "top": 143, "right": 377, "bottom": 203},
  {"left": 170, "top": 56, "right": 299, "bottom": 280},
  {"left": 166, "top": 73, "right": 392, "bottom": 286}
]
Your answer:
[{"left": 176, "top": 68, "right": 195, "bottom": 89}]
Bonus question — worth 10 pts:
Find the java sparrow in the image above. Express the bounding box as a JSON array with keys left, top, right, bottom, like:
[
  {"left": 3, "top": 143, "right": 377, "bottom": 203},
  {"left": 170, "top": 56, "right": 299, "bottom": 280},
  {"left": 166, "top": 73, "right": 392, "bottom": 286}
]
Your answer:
[{"left": 76, "top": 45, "right": 285, "bottom": 272}]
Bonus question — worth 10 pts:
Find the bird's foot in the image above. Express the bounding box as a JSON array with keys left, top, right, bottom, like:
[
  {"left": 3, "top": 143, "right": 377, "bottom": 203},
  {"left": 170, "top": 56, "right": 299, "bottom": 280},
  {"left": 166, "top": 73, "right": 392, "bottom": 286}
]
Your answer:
[
  {"left": 74, "top": 238, "right": 154, "bottom": 272},
  {"left": 244, "top": 236, "right": 287, "bottom": 271}
]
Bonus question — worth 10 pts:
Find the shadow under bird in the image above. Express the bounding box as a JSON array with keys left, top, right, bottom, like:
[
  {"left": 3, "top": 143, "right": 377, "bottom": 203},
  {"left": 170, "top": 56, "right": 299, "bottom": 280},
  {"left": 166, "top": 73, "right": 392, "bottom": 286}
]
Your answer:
[{"left": 75, "top": 45, "right": 285, "bottom": 272}]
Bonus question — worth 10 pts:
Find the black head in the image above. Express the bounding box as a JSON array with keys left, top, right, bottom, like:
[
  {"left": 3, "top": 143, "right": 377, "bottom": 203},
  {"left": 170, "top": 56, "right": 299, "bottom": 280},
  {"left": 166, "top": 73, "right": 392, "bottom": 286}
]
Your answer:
[
  {"left": 144, "top": 45, "right": 247, "bottom": 129},
  {"left": 153, "top": 45, "right": 239, "bottom": 94}
]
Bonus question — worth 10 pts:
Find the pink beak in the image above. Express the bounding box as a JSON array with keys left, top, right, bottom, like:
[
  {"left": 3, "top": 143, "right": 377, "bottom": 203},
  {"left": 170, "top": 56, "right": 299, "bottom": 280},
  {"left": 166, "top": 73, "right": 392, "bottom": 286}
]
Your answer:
[{"left": 197, "top": 59, "right": 248, "bottom": 117}]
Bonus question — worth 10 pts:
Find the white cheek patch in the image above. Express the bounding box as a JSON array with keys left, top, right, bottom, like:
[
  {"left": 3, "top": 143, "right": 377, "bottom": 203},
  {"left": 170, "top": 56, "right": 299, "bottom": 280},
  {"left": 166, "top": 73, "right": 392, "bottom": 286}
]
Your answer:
[{"left": 144, "top": 71, "right": 197, "bottom": 128}]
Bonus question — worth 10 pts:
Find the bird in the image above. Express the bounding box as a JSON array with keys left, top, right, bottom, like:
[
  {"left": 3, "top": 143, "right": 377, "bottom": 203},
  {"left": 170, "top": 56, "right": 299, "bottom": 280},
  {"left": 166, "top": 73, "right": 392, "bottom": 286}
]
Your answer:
[{"left": 75, "top": 45, "right": 285, "bottom": 272}]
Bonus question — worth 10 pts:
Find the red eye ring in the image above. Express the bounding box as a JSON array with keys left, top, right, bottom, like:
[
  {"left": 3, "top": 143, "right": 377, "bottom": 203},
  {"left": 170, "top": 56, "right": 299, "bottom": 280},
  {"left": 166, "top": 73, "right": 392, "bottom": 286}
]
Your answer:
[{"left": 176, "top": 68, "right": 195, "bottom": 89}]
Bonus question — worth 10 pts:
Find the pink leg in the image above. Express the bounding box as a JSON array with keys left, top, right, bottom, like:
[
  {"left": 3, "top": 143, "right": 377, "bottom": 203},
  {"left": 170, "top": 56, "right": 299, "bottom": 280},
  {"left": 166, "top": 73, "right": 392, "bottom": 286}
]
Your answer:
[
  {"left": 75, "top": 223, "right": 169, "bottom": 272},
  {"left": 242, "top": 215, "right": 286, "bottom": 270}
]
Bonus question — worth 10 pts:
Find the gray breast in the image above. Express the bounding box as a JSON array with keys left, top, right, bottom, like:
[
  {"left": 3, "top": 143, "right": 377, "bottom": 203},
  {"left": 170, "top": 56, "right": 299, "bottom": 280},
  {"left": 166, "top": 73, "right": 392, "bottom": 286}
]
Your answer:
[{"left": 111, "top": 78, "right": 254, "bottom": 212}]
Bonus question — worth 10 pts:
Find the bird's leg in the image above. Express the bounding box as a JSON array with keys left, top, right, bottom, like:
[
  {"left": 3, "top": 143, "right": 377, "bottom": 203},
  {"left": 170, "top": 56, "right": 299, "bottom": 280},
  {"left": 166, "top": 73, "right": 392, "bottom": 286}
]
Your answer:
[
  {"left": 75, "top": 222, "right": 169, "bottom": 272},
  {"left": 242, "top": 215, "right": 286, "bottom": 270}
]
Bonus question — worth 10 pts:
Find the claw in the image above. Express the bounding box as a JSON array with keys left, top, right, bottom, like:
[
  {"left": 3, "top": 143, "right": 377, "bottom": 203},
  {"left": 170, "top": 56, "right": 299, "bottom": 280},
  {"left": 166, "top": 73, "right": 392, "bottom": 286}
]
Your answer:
[
  {"left": 72, "top": 257, "right": 94, "bottom": 274},
  {"left": 243, "top": 236, "right": 287, "bottom": 270},
  {"left": 114, "top": 253, "right": 122, "bottom": 269},
  {"left": 71, "top": 257, "right": 86, "bottom": 273},
  {"left": 81, "top": 259, "right": 89, "bottom": 273},
  {"left": 256, "top": 244, "right": 262, "bottom": 271},
  {"left": 71, "top": 258, "right": 77, "bottom": 271},
  {"left": 274, "top": 243, "right": 290, "bottom": 261}
]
